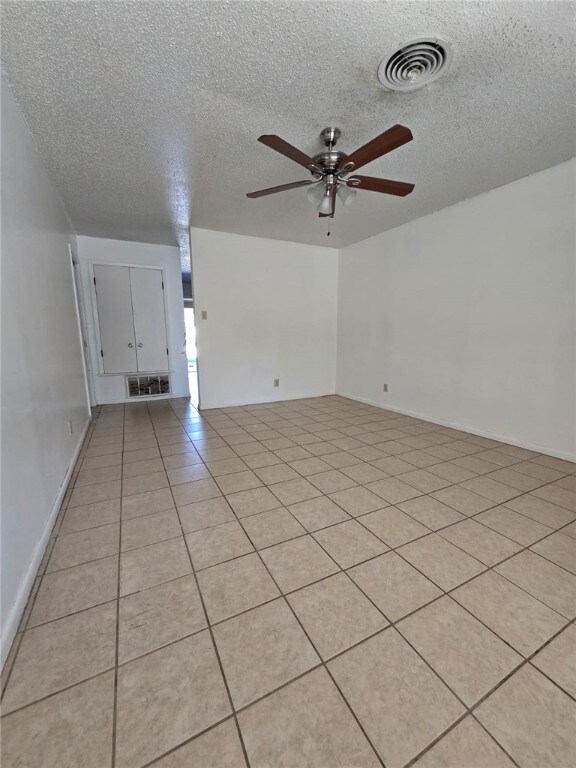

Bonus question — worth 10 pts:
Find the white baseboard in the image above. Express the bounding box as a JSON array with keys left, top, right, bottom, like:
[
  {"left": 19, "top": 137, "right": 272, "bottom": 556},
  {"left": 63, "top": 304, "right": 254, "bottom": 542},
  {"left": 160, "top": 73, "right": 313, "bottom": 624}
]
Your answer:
[
  {"left": 0, "top": 417, "right": 91, "bottom": 669},
  {"left": 336, "top": 392, "right": 576, "bottom": 462},
  {"left": 95, "top": 391, "right": 190, "bottom": 405},
  {"left": 199, "top": 391, "right": 337, "bottom": 410}
]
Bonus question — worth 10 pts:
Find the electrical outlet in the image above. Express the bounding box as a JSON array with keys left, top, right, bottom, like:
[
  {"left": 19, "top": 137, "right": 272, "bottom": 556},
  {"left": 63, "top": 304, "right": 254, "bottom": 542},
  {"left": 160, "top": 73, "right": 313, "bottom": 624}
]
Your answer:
[
  {"left": 383, "top": 383, "right": 388, "bottom": 393},
  {"left": 68, "top": 420, "right": 73, "bottom": 435},
  {"left": 273, "top": 378, "right": 280, "bottom": 388},
  {"left": 201, "top": 310, "right": 208, "bottom": 320}
]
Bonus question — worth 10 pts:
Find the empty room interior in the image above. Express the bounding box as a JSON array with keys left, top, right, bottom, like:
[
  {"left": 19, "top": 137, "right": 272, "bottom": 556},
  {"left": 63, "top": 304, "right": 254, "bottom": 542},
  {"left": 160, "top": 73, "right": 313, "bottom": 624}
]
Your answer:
[{"left": 1, "top": 1, "right": 576, "bottom": 766}]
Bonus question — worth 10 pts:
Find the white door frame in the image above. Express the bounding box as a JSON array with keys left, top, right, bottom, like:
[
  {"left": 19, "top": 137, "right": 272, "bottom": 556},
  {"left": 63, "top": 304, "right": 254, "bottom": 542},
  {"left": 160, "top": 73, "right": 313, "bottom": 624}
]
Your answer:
[{"left": 69, "top": 245, "right": 95, "bottom": 408}]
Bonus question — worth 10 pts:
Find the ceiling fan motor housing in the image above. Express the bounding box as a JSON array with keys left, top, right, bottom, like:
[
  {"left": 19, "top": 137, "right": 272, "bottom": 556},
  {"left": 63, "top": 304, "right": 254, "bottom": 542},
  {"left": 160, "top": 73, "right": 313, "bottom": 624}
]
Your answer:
[{"left": 312, "top": 149, "right": 348, "bottom": 174}]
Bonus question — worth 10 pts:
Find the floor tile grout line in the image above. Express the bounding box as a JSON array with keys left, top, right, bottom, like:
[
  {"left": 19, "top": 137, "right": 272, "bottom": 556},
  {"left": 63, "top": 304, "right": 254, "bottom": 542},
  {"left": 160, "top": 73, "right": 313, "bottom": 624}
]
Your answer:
[
  {"left": 468, "top": 713, "right": 523, "bottom": 768},
  {"left": 462, "top": 512, "right": 576, "bottom": 591},
  {"left": 397, "top": 589, "right": 527, "bottom": 673},
  {"left": 216, "top": 420, "right": 501, "bottom": 456},
  {"left": 354, "top": 536, "right": 566, "bottom": 648},
  {"left": 401, "top": 704, "right": 522, "bottom": 768},
  {"left": 140, "top": 713, "right": 241, "bottom": 768},
  {"left": 470, "top": 614, "right": 576, "bottom": 705},
  {"left": 273, "top": 463, "right": 576, "bottom": 577},
  {"left": 370, "top": 513, "right": 576, "bottom": 633},
  {"left": 110, "top": 403, "right": 126, "bottom": 768},
  {"left": 5, "top": 398, "right": 572, "bottom": 763},
  {"left": 24, "top": 594, "right": 120, "bottom": 633},
  {"left": 164, "top": 438, "right": 255, "bottom": 768},
  {"left": 194, "top": 401, "right": 523, "bottom": 438},
  {"left": 448, "top": 568, "right": 573, "bottom": 644},
  {"left": 139, "top": 661, "right": 325, "bottom": 767},
  {"left": 525, "top": 627, "right": 576, "bottom": 703},
  {"left": 15, "top": 553, "right": 438, "bottom": 641},
  {"left": 27, "top": 548, "right": 124, "bottom": 579},
  {"left": 223, "top": 493, "right": 574, "bottom": 594},
  {"left": 4, "top": 584, "right": 573, "bottom": 724},
  {"left": 16, "top": 482, "right": 576, "bottom": 639},
  {"left": 1, "top": 667, "right": 118, "bottom": 719},
  {"left": 0, "top": 628, "right": 27, "bottom": 701},
  {"left": 377, "top": 611, "right": 560, "bottom": 768},
  {"left": 51, "top": 455, "right": 570, "bottom": 554},
  {"left": 402, "top": 613, "right": 576, "bottom": 767},
  {"left": 141, "top": 398, "right": 576, "bottom": 594},
  {"left": 220, "top": 510, "right": 389, "bottom": 768},
  {"left": 192, "top": 435, "right": 546, "bottom": 485},
  {"left": 119, "top": 441, "right": 571, "bottom": 543},
  {"left": 364, "top": 501, "right": 576, "bottom": 596},
  {"left": 199, "top": 499, "right": 576, "bottom": 684},
  {"left": 153, "top": 400, "right": 574, "bottom": 490},
  {"left": 50, "top": 517, "right": 123, "bottom": 543}
]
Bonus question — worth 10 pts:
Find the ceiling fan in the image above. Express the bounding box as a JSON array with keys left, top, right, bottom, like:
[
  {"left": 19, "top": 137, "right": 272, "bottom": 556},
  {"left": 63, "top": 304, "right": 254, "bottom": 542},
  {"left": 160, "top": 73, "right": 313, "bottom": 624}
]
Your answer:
[{"left": 246, "top": 125, "right": 415, "bottom": 222}]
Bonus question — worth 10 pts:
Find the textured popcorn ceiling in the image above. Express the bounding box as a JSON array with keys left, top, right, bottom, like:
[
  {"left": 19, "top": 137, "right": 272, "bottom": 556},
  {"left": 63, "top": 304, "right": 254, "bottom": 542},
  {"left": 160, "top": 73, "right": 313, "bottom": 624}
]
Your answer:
[{"left": 1, "top": 0, "right": 575, "bottom": 272}]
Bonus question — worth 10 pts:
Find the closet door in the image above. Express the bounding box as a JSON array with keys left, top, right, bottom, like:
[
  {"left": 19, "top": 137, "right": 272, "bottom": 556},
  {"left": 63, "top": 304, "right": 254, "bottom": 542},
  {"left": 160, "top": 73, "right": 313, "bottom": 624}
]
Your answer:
[
  {"left": 130, "top": 267, "right": 169, "bottom": 372},
  {"left": 94, "top": 265, "right": 137, "bottom": 373}
]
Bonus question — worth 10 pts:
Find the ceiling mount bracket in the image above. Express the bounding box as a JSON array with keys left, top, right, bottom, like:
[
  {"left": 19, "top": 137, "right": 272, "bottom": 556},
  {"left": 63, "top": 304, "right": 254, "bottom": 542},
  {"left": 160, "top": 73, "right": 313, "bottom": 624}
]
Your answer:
[{"left": 320, "top": 127, "right": 341, "bottom": 149}]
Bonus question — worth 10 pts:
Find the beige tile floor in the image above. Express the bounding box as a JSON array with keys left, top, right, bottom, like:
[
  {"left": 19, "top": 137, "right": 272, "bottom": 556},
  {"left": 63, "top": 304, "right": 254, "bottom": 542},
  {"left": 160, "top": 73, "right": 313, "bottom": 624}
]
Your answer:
[{"left": 2, "top": 395, "right": 576, "bottom": 767}]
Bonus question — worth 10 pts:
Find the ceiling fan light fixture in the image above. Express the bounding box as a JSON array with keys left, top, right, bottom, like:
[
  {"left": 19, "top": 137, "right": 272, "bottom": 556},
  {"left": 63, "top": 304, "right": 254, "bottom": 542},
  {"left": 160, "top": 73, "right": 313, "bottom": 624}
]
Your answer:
[
  {"left": 317, "top": 190, "right": 333, "bottom": 215},
  {"left": 337, "top": 186, "right": 357, "bottom": 206},
  {"left": 306, "top": 184, "right": 325, "bottom": 206}
]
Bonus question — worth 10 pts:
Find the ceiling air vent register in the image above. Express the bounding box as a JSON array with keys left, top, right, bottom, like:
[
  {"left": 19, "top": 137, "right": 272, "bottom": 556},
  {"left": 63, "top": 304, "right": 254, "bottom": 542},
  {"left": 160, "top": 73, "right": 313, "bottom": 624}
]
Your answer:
[{"left": 378, "top": 38, "right": 453, "bottom": 92}]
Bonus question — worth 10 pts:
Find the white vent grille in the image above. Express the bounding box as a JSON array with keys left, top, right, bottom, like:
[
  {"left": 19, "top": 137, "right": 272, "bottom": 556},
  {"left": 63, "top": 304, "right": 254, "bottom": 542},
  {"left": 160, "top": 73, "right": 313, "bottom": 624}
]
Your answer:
[
  {"left": 126, "top": 375, "right": 170, "bottom": 398},
  {"left": 378, "top": 38, "right": 453, "bottom": 92}
]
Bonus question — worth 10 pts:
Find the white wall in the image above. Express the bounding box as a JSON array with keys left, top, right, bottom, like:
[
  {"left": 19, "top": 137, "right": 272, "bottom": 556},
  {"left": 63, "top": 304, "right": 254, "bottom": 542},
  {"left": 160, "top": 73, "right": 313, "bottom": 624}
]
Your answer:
[
  {"left": 191, "top": 228, "right": 338, "bottom": 409},
  {"left": 1, "top": 78, "right": 90, "bottom": 664},
  {"left": 76, "top": 236, "right": 189, "bottom": 404},
  {"left": 337, "top": 159, "right": 576, "bottom": 459}
]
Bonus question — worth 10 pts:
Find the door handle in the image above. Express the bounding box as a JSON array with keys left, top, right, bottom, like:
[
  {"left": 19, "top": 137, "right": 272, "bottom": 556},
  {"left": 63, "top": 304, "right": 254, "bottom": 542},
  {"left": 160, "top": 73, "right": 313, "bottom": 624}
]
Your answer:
[
  {"left": 128, "top": 343, "right": 134, "bottom": 348},
  {"left": 137, "top": 343, "right": 143, "bottom": 348}
]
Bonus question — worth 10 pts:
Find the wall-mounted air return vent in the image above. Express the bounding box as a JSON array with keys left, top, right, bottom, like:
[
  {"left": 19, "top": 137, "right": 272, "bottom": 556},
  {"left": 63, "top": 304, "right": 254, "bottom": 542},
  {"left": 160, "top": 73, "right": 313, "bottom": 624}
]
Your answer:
[
  {"left": 126, "top": 375, "right": 170, "bottom": 398},
  {"left": 378, "top": 38, "right": 453, "bottom": 92}
]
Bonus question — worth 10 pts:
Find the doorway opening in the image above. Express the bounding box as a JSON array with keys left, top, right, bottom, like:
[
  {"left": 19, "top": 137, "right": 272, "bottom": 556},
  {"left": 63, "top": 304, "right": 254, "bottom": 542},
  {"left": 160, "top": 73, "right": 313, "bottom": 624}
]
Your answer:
[{"left": 184, "top": 306, "right": 198, "bottom": 407}]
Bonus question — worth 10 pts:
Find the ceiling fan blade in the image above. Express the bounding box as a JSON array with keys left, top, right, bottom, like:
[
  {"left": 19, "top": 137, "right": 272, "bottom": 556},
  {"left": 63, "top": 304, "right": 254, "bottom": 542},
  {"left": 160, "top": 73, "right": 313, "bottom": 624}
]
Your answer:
[
  {"left": 343, "top": 125, "right": 413, "bottom": 172},
  {"left": 246, "top": 180, "right": 316, "bottom": 198},
  {"left": 350, "top": 175, "right": 415, "bottom": 197},
  {"left": 258, "top": 135, "right": 323, "bottom": 174}
]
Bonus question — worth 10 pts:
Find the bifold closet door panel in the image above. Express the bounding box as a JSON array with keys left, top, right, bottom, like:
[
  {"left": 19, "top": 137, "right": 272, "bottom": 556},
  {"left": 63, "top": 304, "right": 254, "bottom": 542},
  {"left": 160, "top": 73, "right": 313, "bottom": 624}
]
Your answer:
[
  {"left": 130, "top": 267, "right": 169, "bottom": 372},
  {"left": 94, "top": 265, "right": 137, "bottom": 373}
]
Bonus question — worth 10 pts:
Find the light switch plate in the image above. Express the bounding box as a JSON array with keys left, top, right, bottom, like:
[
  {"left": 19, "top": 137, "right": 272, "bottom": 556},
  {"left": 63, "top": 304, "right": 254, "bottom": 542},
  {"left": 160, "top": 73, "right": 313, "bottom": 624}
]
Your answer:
[{"left": 201, "top": 310, "right": 208, "bottom": 320}]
